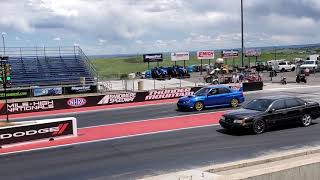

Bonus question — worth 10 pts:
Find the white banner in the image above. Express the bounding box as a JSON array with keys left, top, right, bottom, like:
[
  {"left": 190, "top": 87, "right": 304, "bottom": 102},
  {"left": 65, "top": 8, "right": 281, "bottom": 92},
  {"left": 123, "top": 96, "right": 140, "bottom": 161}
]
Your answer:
[
  {"left": 171, "top": 52, "right": 190, "bottom": 61},
  {"left": 197, "top": 50, "right": 215, "bottom": 60}
]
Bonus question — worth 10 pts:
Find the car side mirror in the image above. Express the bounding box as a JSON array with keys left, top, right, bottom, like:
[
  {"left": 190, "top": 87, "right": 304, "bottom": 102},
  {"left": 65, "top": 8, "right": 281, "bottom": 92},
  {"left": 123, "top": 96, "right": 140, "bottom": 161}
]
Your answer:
[{"left": 268, "top": 109, "right": 276, "bottom": 113}]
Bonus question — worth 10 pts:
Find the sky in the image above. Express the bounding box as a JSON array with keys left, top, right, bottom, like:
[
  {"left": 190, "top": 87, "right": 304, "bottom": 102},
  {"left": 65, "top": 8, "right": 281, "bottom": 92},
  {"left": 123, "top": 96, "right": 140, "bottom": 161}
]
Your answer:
[{"left": 1, "top": 0, "right": 320, "bottom": 55}]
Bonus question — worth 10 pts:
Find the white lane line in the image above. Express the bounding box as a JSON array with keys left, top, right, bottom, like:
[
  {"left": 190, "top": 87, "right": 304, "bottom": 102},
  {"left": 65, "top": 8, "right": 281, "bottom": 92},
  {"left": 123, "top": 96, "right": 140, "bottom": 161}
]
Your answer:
[
  {"left": 247, "top": 85, "right": 320, "bottom": 93},
  {"left": 0, "top": 124, "right": 220, "bottom": 156}
]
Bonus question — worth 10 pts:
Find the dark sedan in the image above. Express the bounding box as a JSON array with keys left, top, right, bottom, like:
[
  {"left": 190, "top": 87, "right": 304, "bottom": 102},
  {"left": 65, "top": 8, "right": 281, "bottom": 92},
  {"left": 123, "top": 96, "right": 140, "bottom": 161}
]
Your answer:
[{"left": 219, "top": 96, "right": 320, "bottom": 134}]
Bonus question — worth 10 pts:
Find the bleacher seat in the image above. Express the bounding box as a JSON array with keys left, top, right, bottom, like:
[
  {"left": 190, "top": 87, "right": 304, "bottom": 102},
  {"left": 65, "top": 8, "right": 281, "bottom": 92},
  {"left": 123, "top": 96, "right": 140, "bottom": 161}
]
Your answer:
[{"left": 7, "top": 50, "right": 96, "bottom": 87}]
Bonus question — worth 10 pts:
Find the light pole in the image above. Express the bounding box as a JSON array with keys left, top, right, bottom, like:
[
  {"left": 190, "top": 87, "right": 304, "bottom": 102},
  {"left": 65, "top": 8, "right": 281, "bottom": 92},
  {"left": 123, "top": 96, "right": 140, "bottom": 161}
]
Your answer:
[
  {"left": 241, "top": 0, "right": 244, "bottom": 67},
  {"left": 2, "top": 32, "right": 5, "bottom": 55},
  {"left": 1, "top": 32, "right": 8, "bottom": 123}
]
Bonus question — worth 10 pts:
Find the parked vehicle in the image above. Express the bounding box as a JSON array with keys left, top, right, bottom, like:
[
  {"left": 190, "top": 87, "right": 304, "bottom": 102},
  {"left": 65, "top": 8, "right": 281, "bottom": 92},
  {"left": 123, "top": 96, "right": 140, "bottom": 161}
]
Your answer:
[
  {"left": 276, "top": 61, "right": 296, "bottom": 72},
  {"left": 219, "top": 96, "right": 320, "bottom": 134},
  {"left": 300, "top": 60, "right": 320, "bottom": 72},
  {"left": 177, "top": 85, "right": 245, "bottom": 111},
  {"left": 151, "top": 67, "right": 169, "bottom": 79},
  {"left": 296, "top": 74, "right": 307, "bottom": 83}
]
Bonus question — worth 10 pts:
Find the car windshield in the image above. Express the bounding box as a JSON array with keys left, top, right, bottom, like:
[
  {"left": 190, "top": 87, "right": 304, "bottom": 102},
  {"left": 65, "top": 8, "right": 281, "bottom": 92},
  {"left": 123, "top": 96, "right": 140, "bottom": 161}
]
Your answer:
[
  {"left": 244, "top": 99, "right": 274, "bottom": 111},
  {"left": 304, "top": 61, "right": 315, "bottom": 65},
  {"left": 194, "top": 87, "right": 210, "bottom": 96}
]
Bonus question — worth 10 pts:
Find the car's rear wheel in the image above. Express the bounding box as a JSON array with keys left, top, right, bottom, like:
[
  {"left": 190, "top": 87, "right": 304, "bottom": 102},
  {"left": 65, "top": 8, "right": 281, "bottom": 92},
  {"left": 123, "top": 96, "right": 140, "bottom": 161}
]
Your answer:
[
  {"left": 253, "top": 120, "right": 266, "bottom": 134},
  {"left": 194, "top": 101, "right": 204, "bottom": 111},
  {"left": 230, "top": 98, "right": 239, "bottom": 108},
  {"left": 301, "top": 114, "right": 312, "bottom": 127}
]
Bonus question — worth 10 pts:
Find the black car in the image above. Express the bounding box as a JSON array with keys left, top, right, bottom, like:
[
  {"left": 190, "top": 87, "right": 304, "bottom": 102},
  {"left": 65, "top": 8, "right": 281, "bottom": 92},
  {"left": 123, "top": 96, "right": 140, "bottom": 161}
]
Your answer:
[{"left": 219, "top": 96, "right": 320, "bottom": 134}]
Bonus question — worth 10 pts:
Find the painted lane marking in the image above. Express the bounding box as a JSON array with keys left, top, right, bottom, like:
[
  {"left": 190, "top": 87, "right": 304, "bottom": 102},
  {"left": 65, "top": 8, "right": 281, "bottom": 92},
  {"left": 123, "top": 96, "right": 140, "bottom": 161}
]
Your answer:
[{"left": 0, "top": 112, "right": 224, "bottom": 155}]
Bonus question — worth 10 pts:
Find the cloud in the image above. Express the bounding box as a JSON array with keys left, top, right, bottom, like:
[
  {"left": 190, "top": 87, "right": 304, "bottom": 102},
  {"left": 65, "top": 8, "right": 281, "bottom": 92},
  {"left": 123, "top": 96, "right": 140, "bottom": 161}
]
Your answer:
[
  {"left": 53, "top": 37, "right": 61, "bottom": 41},
  {"left": 98, "top": 38, "right": 107, "bottom": 45},
  {"left": 0, "top": 0, "right": 319, "bottom": 54}
]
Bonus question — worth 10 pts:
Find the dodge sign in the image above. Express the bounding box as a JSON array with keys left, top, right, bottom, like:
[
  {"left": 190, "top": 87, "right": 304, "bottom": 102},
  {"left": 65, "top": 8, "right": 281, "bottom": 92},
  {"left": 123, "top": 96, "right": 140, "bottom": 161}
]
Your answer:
[{"left": 0, "top": 117, "right": 77, "bottom": 147}]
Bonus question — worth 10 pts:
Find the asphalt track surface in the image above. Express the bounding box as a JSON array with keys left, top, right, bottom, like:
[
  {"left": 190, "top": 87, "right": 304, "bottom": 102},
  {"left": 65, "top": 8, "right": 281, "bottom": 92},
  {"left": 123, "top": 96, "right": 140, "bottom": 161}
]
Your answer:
[{"left": 2, "top": 86, "right": 320, "bottom": 180}]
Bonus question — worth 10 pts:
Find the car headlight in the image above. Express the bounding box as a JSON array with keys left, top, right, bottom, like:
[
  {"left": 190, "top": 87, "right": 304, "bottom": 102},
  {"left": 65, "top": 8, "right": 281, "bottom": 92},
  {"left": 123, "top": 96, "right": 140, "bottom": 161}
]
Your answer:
[{"left": 233, "top": 119, "right": 245, "bottom": 124}]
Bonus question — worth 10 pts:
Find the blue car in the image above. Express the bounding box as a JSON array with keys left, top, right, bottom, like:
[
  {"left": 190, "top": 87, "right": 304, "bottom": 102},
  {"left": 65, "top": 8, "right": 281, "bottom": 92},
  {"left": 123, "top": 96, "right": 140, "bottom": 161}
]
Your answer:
[{"left": 177, "top": 85, "right": 245, "bottom": 111}]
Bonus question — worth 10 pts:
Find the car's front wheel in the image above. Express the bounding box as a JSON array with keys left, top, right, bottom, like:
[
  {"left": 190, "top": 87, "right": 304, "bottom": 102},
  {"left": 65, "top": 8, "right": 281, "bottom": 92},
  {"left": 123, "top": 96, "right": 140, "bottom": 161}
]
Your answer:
[
  {"left": 194, "top": 101, "right": 204, "bottom": 111},
  {"left": 301, "top": 114, "right": 312, "bottom": 127},
  {"left": 230, "top": 98, "right": 239, "bottom": 108},
  {"left": 253, "top": 119, "right": 266, "bottom": 134}
]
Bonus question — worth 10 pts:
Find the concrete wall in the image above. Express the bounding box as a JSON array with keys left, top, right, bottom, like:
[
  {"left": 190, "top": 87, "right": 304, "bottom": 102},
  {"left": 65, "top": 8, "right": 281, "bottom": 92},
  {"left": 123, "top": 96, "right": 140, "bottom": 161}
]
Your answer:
[{"left": 247, "top": 162, "right": 320, "bottom": 180}]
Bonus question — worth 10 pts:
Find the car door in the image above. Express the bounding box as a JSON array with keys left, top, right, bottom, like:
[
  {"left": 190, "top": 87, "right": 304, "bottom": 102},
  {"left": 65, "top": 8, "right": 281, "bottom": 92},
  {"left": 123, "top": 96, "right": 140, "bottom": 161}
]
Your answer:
[
  {"left": 217, "top": 87, "right": 232, "bottom": 105},
  {"left": 284, "top": 98, "right": 304, "bottom": 123},
  {"left": 265, "top": 99, "right": 287, "bottom": 125},
  {"left": 205, "top": 88, "right": 219, "bottom": 106}
]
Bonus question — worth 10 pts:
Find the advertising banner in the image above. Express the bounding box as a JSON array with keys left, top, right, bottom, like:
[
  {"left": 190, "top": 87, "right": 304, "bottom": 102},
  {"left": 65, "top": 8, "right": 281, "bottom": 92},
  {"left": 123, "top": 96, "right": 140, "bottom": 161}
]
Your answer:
[
  {"left": 197, "top": 50, "right": 215, "bottom": 60},
  {"left": 143, "top": 53, "right": 163, "bottom": 62},
  {"left": 0, "top": 117, "right": 77, "bottom": 146},
  {"left": 0, "top": 90, "right": 30, "bottom": 99},
  {"left": 245, "top": 48, "right": 262, "bottom": 57},
  {"left": 33, "top": 87, "right": 62, "bottom": 97},
  {"left": 222, "top": 50, "right": 239, "bottom": 58},
  {"left": 171, "top": 52, "right": 190, "bottom": 61},
  {"left": 64, "top": 85, "right": 97, "bottom": 94},
  {"left": 0, "top": 87, "right": 203, "bottom": 115}
]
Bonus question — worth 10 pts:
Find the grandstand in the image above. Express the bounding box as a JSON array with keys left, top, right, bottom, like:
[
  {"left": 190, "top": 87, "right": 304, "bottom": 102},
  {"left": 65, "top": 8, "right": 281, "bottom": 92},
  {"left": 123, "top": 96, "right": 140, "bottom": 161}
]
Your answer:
[{"left": 3, "top": 46, "right": 97, "bottom": 88}]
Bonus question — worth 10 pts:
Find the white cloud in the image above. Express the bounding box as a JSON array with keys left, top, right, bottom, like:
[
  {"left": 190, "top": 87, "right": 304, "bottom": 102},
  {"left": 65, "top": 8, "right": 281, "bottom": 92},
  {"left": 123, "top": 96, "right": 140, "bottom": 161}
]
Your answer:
[
  {"left": 53, "top": 37, "right": 61, "bottom": 41},
  {"left": 98, "top": 39, "right": 107, "bottom": 45},
  {"left": 0, "top": 0, "right": 319, "bottom": 54}
]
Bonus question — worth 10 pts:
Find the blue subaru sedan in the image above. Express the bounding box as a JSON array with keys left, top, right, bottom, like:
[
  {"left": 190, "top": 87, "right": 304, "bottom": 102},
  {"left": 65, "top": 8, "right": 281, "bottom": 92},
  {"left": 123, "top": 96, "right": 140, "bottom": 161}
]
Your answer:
[{"left": 177, "top": 85, "right": 245, "bottom": 111}]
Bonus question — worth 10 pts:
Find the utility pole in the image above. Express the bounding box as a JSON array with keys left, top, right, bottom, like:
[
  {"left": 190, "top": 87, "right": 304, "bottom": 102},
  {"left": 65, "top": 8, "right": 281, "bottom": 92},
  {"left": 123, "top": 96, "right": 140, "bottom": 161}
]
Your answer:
[
  {"left": 1, "top": 33, "right": 9, "bottom": 122},
  {"left": 241, "top": 0, "right": 244, "bottom": 67}
]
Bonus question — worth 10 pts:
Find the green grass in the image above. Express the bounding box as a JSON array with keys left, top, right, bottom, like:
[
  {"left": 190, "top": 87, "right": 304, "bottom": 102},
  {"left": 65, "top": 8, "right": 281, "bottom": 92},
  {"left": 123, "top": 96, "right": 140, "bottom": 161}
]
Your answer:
[{"left": 91, "top": 50, "right": 313, "bottom": 78}]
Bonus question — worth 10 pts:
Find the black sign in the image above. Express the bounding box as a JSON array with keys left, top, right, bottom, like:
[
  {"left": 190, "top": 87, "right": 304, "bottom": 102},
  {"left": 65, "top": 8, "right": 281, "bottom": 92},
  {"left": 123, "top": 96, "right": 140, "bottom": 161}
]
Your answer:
[
  {"left": 0, "top": 119, "right": 74, "bottom": 146},
  {"left": 64, "top": 85, "right": 97, "bottom": 94},
  {"left": 0, "top": 87, "right": 203, "bottom": 115},
  {"left": 0, "top": 90, "right": 30, "bottom": 99},
  {"left": 221, "top": 50, "right": 239, "bottom": 58},
  {"left": 143, "top": 53, "right": 163, "bottom": 62}
]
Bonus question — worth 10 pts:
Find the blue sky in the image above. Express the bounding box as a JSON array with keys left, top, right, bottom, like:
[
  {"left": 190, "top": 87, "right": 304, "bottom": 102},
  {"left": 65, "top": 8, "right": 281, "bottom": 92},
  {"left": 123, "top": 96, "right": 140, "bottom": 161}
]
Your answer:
[{"left": 1, "top": 0, "right": 320, "bottom": 55}]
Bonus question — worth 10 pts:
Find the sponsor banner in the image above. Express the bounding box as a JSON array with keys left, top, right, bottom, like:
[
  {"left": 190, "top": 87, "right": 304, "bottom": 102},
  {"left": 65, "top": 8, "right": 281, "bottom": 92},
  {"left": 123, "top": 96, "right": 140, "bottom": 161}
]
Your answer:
[
  {"left": 7, "top": 100, "right": 55, "bottom": 113},
  {"left": 245, "top": 48, "right": 262, "bottom": 57},
  {"left": 67, "top": 98, "right": 87, "bottom": 107},
  {"left": 0, "top": 117, "right": 77, "bottom": 146},
  {"left": 0, "top": 87, "right": 203, "bottom": 115},
  {"left": 0, "top": 90, "right": 30, "bottom": 99},
  {"left": 222, "top": 50, "right": 239, "bottom": 58},
  {"left": 143, "top": 53, "right": 163, "bottom": 62},
  {"left": 98, "top": 93, "right": 136, "bottom": 105},
  {"left": 197, "top": 50, "right": 215, "bottom": 60},
  {"left": 65, "top": 85, "right": 97, "bottom": 94},
  {"left": 33, "top": 87, "right": 62, "bottom": 97},
  {"left": 171, "top": 52, "right": 190, "bottom": 61},
  {"left": 145, "top": 88, "right": 194, "bottom": 100}
]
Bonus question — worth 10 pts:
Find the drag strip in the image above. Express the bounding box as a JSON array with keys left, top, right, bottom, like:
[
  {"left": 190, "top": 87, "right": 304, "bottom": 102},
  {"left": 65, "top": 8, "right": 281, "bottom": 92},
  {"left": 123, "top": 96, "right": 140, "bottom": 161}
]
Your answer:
[
  {"left": 13, "top": 86, "right": 320, "bottom": 128},
  {"left": 1, "top": 119, "right": 320, "bottom": 180},
  {"left": 2, "top": 86, "right": 320, "bottom": 180}
]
